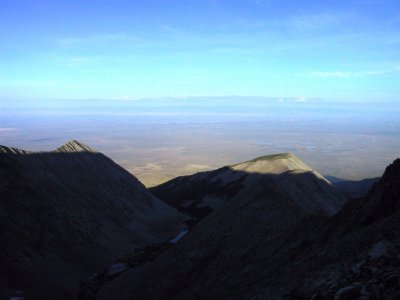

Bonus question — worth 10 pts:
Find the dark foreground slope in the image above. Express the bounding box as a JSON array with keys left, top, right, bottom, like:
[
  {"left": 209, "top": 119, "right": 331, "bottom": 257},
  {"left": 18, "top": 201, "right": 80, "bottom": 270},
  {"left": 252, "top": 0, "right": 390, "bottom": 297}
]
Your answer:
[
  {"left": 0, "top": 141, "right": 186, "bottom": 299},
  {"left": 99, "top": 153, "right": 348, "bottom": 299},
  {"left": 287, "top": 157, "right": 400, "bottom": 299}
]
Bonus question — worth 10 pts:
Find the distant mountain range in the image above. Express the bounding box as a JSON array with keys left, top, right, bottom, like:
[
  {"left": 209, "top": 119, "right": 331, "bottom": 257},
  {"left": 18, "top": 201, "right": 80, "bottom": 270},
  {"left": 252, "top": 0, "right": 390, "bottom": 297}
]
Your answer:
[
  {"left": 0, "top": 141, "right": 186, "bottom": 299},
  {"left": 1, "top": 141, "right": 398, "bottom": 300}
]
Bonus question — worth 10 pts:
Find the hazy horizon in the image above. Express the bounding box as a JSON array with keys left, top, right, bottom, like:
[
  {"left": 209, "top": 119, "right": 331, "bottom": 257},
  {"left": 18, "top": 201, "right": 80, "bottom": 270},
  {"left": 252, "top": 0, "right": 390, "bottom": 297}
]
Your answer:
[{"left": 1, "top": 96, "right": 399, "bottom": 186}]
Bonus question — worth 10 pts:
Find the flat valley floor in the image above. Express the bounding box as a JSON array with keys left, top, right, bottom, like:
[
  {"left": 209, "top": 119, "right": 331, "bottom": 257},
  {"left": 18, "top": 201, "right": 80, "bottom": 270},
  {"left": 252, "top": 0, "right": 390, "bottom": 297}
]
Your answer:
[{"left": 2, "top": 98, "right": 399, "bottom": 186}]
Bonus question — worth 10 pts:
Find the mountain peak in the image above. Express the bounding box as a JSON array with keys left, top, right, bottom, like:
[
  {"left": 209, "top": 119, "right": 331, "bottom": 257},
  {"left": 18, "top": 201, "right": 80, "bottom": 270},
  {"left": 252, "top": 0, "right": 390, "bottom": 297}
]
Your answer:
[
  {"left": 56, "top": 140, "right": 96, "bottom": 153},
  {"left": 231, "top": 152, "right": 313, "bottom": 175},
  {"left": 248, "top": 153, "right": 294, "bottom": 163},
  {"left": 0, "top": 145, "right": 27, "bottom": 154}
]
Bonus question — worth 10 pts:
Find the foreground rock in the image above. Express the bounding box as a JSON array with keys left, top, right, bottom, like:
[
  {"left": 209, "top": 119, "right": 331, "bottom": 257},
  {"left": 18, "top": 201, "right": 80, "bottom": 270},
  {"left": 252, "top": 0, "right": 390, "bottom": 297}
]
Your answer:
[{"left": 0, "top": 141, "right": 186, "bottom": 299}]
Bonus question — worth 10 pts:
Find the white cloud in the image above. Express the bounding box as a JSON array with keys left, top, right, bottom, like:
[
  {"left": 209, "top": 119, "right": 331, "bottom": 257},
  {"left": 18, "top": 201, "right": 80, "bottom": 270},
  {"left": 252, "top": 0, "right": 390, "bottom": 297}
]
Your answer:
[
  {"left": 159, "top": 24, "right": 185, "bottom": 35},
  {"left": 0, "top": 128, "right": 18, "bottom": 132},
  {"left": 0, "top": 79, "right": 58, "bottom": 88},
  {"left": 294, "top": 96, "right": 307, "bottom": 102},
  {"left": 309, "top": 71, "right": 352, "bottom": 79},
  {"left": 55, "top": 56, "right": 97, "bottom": 67},
  {"left": 289, "top": 13, "right": 344, "bottom": 31},
  {"left": 308, "top": 67, "right": 400, "bottom": 79},
  {"left": 56, "top": 33, "right": 141, "bottom": 46}
]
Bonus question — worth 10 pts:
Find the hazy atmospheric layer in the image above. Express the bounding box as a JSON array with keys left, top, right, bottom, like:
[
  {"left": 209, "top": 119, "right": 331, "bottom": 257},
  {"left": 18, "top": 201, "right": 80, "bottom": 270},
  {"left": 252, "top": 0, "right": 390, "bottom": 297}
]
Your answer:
[{"left": 1, "top": 97, "right": 399, "bottom": 186}]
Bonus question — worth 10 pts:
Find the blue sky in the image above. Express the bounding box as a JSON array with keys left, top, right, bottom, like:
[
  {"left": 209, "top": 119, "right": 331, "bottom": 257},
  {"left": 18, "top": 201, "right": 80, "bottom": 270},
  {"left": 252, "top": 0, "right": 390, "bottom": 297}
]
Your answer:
[{"left": 1, "top": 0, "right": 399, "bottom": 101}]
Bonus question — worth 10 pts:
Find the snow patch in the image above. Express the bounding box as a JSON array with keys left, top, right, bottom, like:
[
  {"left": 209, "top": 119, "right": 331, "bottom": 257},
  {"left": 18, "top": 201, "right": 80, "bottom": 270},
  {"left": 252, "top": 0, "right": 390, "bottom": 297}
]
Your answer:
[
  {"left": 107, "top": 263, "right": 129, "bottom": 276},
  {"left": 170, "top": 229, "right": 189, "bottom": 244}
]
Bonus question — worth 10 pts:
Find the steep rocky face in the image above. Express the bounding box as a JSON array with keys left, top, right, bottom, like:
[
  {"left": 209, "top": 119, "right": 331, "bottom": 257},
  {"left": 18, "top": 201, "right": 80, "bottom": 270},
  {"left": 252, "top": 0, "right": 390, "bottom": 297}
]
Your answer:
[
  {"left": 98, "top": 153, "right": 348, "bottom": 299},
  {"left": 0, "top": 141, "right": 186, "bottom": 299},
  {"left": 282, "top": 158, "right": 400, "bottom": 299},
  {"left": 151, "top": 153, "right": 347, "bottom": 220},
  {"left": 357, "top": 159, "right": 400, "bottom": 223}
]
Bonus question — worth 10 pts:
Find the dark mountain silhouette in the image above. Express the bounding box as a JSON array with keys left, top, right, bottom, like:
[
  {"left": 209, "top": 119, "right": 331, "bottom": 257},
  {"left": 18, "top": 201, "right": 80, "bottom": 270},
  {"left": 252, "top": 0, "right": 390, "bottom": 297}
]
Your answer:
[
  {"left": 98, "top": 153, "right": 349, "bottom": 299},
  {"left": 325, "top": 175, "right": 380, "bottom": 199},
  {"left": 0, "top": 141, "right": 186, "bottom": 299}
]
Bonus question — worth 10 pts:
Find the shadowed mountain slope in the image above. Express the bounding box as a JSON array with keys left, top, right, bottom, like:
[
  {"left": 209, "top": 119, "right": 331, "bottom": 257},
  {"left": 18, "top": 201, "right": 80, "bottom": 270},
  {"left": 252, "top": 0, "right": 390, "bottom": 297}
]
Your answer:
[
  {"left": 0, "top": 141, "right": 186, "bottom": 299},
  {"left": 99, "top": 153, "right": 348, "bottom": 299},
  {"left": 99, "top": 157, "right": 400, "bottom": 300},
  {"left": 151, "top": 153, "right": 347, "bottom": 219}
]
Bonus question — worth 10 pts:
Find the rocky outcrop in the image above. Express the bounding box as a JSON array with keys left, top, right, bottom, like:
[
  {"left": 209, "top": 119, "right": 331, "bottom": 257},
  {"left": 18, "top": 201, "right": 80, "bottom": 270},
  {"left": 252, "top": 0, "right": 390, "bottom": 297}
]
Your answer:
[
  {"left": 0, "top": 145, "right": 28, "bottom": 154},
  {"left": 56, "top": 140, "right": 97, "bottom": 153},
  {"left": 284, "top": 240, "right": 400, "bottom": 299},
  {"left": 284, "top": 158, "right": 400, "bottom": 299}
]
